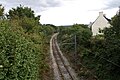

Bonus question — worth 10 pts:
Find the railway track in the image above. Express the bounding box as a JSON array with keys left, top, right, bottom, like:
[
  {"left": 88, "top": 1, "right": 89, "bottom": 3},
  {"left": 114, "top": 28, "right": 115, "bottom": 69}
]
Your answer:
[{"left": 50, "top": 33, "right": 78, "bottom": 80}]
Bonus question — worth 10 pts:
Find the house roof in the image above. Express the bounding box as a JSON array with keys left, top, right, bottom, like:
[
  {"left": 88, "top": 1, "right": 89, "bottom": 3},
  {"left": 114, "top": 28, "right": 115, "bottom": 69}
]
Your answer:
[
  {"left": 88, "top": 12, "right": 111, "bottom": 28},
  {"left": 103, "top": 15, "right": 111, "bottom": 22}
]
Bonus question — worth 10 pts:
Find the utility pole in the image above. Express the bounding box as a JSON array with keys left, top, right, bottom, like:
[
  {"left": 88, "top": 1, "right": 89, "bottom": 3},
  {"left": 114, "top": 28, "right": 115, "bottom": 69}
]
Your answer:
[
  {"left": 59, "top": 34, "right": 77, "bottom": 65},
  {"left": 74, "top": 35, "right": 77, "bottom": 65},
  {"left": 58, "top": 26, "right": 60, "bottom": 33}
]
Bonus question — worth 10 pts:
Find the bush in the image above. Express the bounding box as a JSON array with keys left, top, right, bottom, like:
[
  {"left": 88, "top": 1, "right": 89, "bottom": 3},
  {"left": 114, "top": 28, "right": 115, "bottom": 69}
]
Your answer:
[{"left": 0, "top": 21, "right": 41, "bottom": 80}]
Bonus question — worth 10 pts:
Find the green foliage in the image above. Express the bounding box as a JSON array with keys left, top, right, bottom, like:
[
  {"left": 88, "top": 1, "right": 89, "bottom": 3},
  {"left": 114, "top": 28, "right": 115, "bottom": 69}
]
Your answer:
[
  {"left": 110, "top": 11, "right": 120, "bottom": 36},
  {"left": 7, "top": 5, "right": 37, "bottom": 19},
  {"left": 0, "top": 21, "right": 41, "bottom": 80},
  {"left": 0, "top": 4, "right": 4, "bottom": 17},
  {"left": 58, "top": 15, "right": 120, "bottom": 80},
  {"left": 0, "top": 5, "right": 56, "bottom": 80},
  {"left": 58, "top": 24, "right": 94, "bottom": 79},
  {"left": 19, "top": 17, "right": 37, "bottom": 33},
  {"left": 82, "top": 11, "right": 120, "bottom": 80},
  {"left": 97, "top": 11, "right": 120, "bottom": 80},
  {"left": 59, "top": 24, "right": 92, "bottom": 50},
  {"left": 77, "top": 10, "right": 120, "bottom": 80},
  {"left": 58, "top": 24, "right": 91, "bottom": 57},
  {"left": 7, "top": 5, "right": 41, "bottom": 33}
]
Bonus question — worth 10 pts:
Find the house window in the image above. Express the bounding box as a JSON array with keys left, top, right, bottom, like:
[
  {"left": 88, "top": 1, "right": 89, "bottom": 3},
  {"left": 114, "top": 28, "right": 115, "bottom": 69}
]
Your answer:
[{"left": 99, "top": 28, "right": 103, "bottom": 33}]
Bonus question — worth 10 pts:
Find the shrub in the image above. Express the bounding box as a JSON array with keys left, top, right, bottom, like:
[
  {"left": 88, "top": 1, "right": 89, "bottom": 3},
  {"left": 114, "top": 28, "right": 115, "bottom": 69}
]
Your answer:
[{"left": 0, "top": 21, "right": 41, "bottom": 80}]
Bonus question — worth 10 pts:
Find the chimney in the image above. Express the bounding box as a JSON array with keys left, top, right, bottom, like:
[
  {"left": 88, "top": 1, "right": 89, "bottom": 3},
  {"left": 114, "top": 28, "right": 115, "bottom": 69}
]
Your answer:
[{"left": 99, "top": 12, "right": 103, "bottom": 16}]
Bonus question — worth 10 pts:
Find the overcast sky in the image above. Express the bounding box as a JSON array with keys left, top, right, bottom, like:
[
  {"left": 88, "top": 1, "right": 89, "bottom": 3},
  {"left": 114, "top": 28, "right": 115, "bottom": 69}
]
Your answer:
[{"left": 1, "top": 0, "right": 119, "bottom": 26}]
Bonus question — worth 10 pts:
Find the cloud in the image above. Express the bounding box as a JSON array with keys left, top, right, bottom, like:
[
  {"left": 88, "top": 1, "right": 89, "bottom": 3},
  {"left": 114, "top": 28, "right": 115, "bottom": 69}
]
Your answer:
[
  {"left": 1, "top": 0, "right": 62, "bottom": 13},
  {"left": 104, "top": 0, "right": 120, "bottom": 9}
]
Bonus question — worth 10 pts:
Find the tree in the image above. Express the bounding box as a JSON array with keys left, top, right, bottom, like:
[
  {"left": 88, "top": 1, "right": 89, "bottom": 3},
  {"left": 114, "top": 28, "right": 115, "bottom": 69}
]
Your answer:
[
  {"left": 7, "top": 5, "right": 41, "bottom": 33},
  {"left": 0, "top": 4, "right": 4, "bottom": 19},
  {"left": 110, "top": 9, "right": 120, "bottom": 37},
  {"left": 97, "top": 8, "right": 120, "bottom": 80},
  {"left": 7, "top": 5, "right": 40, "bottom": 22}
]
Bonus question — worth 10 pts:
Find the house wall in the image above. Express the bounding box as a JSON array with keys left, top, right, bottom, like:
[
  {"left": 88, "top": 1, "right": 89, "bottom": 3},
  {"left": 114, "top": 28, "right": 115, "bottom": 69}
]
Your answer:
[{"left": 92, "top": 12, "right": 110, "bottom": 36}]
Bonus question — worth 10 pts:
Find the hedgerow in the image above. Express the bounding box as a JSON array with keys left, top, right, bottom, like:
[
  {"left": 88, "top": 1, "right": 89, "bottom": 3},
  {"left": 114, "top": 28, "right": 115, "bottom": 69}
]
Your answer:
[{"left": 0, "top": 21, "right": 42, "bottom": 80}]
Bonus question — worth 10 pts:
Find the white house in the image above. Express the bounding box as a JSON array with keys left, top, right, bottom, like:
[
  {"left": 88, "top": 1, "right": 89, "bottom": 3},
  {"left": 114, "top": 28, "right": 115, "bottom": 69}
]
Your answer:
[{"left": 90, "top": 12, "right": 111, "bottom": 36}]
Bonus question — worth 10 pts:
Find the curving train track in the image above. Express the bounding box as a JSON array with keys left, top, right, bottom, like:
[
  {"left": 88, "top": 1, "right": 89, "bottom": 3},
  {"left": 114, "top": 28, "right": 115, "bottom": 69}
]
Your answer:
[{"left": 50, "top": 33, "right": 79, "bottom": 80}]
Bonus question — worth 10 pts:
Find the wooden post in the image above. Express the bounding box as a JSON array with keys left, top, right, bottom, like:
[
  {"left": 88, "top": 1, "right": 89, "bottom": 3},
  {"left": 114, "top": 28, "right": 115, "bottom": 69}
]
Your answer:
[{"left": 74, "top": 35, "right": 77, "bottom": 65}]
